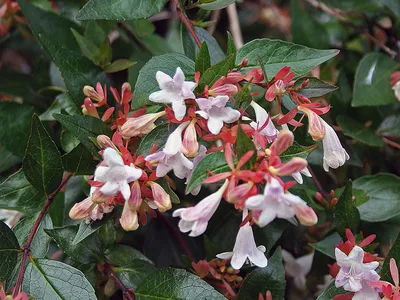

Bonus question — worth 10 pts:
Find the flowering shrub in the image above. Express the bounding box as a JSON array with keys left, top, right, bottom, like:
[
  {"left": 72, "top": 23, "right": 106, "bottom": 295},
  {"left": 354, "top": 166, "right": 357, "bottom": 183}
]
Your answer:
[{"left": 0, "top": 0, "right": 399, "bottom": 299}]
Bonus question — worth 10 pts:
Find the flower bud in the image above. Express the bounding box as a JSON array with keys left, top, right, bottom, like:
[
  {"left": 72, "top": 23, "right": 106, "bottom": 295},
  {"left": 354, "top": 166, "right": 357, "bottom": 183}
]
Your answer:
[
  {"left": 121, "top": 82, "right": 133, "bottom": 104},
  {"left": 83, "top": 97, "right": 99, "bottom": 118},
  {"left": 149, "top": 182, "right": 171, "bottom": 212},
  {"left": 69, "top": 197, "right": 96, "bottom": 220},
  {"left": 226, "top": 72, "right": 244, "bottom": 84},
  {"left": 120, "top": 200, "right": 139, "bottom": 231},
  {"left": 120, "top": 111, "right": 165, "bottom": 138},
  {"left": 226, "top": 182, "right": 254, "bottom": 204},
  {"left": 270, "top": 129, "right": 294, "bottom": 155},
  {"left": 97, "top": 135, "right": 117, "bottom": 150},
  {"left": 182, "top": 120, "right": 199, "bottom": 158},
  {"left": 83, "top": 85, "right": 103, "bottom": 102},
  {"left": 293, "top": 203, "right": 318, "bottom": 226},
  {"left": 272, "top": 157, "right": 308, "bottom": 176},
  {"left": 209, "top": 84, "right": 238, "bottom": 97},
  {"left": 128, "top": 181, "right": 142, "bottom": 211},
  {"left": 298, "top": 106, "right": 326, "bottom": 141},
  {"left": 244, "top": 68, "right": 264, "bottom": 83}
]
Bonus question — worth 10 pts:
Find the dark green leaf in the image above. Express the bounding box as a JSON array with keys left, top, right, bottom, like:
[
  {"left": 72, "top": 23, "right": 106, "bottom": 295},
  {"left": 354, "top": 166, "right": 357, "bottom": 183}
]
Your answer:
[
  {"left": 226, "top": 32, "right": 236, "bottom": 60},
  {"left": 137, "top": 123, "right": 172, "bottom": 156},
  {"left": 40, "top": 94, "right": 81, "bottom": 121},
  {"left": 293, "top": 77, "right": 338, "bottom": 98},
  {"left": 233, "top": 81, "right": 252, "bottom": 109},
  {"left": 378, "top": 115, "right": 400, "bottom": 137},
  {"left": 199, "top": 0, "right": 238, "bottom": 10},
  {"left": 62, "top": 144, "right": 97, "bottom": 175},
  {"left": 104, "top": 59, "right": 137, "bottom": 73},
  {"left": 198, "top": 54, "right": 235, "bottom": 91},
  {"left": 73, "top": 218, "right": 108, "bottom": 245},
  {"left": 310, "top": 232, "right": 342, "bottom": 259},
  {"left": 98, "top": 218, "right": 116, "bottom": 248},
  {"left": 115, "top": 260, "right": 156, "bottom": 290},
  {"left": 72, "top": 28, "right": 102, "bottom": 63},
  {"left": 126, "top": 19, "right": 155, "bottom": 38},
  {"left": 334, "top": 181, "right": 360, "bottom": 237},
  {"left": 316, "top": 281, "right": 349, "bottom": 300},
  {"left": 54, "top": 114, "right": 111, "bottom": 158},
  {"left": 105, "top": 244, "right": 154, "bottom": 265},
  {"left": 280, "top": 142, "right": 317, "bottom": 162},
  {"left": 236, "top": 39, "right": 339, "bottom": 77},
  {"left": 195, "top": 42, "right": 211, "bottom": 74},
  {"left": 185, "top": 152, "right": 231, "bottom": 194},
  {"left": 76, "top": 0, "right": 169, "bottom": 21},
  {"left": 236, "top": 125, "right": 256, "bottom": 168},
  {"left": 381, "top": 232, "right": 400, "bottom": 281},
  {"left": 135, "top": 268, "right": 226, "bottom": 300},
  {"left": 0, "top": 147, "right": 20, "bottom": 173},
  {"left": 23, "top": 114, "right": 64, "bottom": 196},
  {"left": 49, "top": 193, "right": 65, "bottom": 227},
  {"left": 352, "top": 53, "right": 398, "bottom": 107},
  {"left": 0, "top": 220, "right": 19, "bottom": 282},
  {"left": 133, "top": 53, "right": 195, "bottom": 109},
  {"left": 237, "top": 248, "right": 286, "bottom": 300},
  {"left": 337, "top": 115, "right": 384, "bottom": 147},
  {"left": 13, "top": 213, "right": 52, "bottom": 258},
  {"left": 22, "top": 259, "right": 97, "bottom": 300},
  {"left": 254, "top": 219, "right": 288, "bottom": 252},
  {"left": 354, "top": 173, "right": 400, "bottom": 222},
  {"left": 0, "top": 169, "right": 45, "bottom": 213}
]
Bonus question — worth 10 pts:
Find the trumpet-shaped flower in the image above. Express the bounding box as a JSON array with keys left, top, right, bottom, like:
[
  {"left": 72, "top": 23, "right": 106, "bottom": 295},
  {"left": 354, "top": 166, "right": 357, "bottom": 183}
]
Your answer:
[
  {"left": 195, "top": 95, "right": 241, "bottom": 135},
  {"left": 292, "top": 167, "right": 312, "bottom": 184},
  {"left": 149, "top": 67, "right": 196, "bottom": 121},
  {"left": 95, "top": 148, "right": 143, "bottom": 201},
  {"left": 249, "top": 101, "right": 278, "bottom": 143},
  {"left": 145, "top": 122, "right": 194, "bottom": 179},
  {"left": 217, "top": 208, "right": 267, "bottom": 270},
  {"left": 173, "top": 180, "right": 228, "bottom": 237},
  {"left": 282, "top": 250, "right": 314, "bottom": 290}
]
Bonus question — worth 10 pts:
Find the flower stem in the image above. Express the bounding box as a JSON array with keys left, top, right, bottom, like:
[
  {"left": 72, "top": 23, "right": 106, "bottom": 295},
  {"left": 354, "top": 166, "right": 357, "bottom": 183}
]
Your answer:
[
  {"left": 172, "top": 0, "right": 202, "bottom": 48},
  {"left": 104, "top": 263, "right": 135, "bottom": 300}
]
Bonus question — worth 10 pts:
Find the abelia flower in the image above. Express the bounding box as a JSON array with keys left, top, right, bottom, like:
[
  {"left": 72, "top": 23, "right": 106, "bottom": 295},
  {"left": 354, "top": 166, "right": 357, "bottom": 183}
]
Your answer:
[
  {"left": 265, "top": 66, "right": 294, "bottom": 101},
  {"left": 120, "top": 111, "right": 166, "bottom": 138},
  {"left": 334, "top": 246, "right": 379, "bottom": 292},
  {"left": 369, "top": 258, "right": 400, "bottom": 300},
  {"left": 393, "top": 81, "right": 400, "bottom": 101},
  {"left": 321, "top": 119, "right": 350, "bottom": 172},
  {"left": 217, "top": 208, "right": 267, "bottom": 269},
  {"left": 248, "top": 101, "right": 278, "bottom": 144},
  {"left": 173, "top": 180, "right": 228, "bottom": 237},
  {"left": 147, "top": 181, "right": 172, "bottom": 212},
  {"left": 195, "top": 95, "right": 241, "bottom": 135},
  {"left": 245, "top": 177, "right": 317, "bottom": 227},
  {"left": 95, "top": 148, "right": 143, "bottom": 201},
  {"left": 182, "top": 119, "right": 199, "bottom": 158},
  {"left": 145, "top": 122, "right": 194, "bottom": 179},
  {"left": 119, "top": 181, "right": 141, "bottom": 231},
  {"left": 282, "top": 250, "right": 314, "bottom": 290},
  {"left": 149, "top": 67, "right": 196, "bottom": 121},
  {"left": 298, "top": 106, "right": 326, "bottom": 141},
  {"left": 292, "top": 167, "right": 312, "bottom": 184}
]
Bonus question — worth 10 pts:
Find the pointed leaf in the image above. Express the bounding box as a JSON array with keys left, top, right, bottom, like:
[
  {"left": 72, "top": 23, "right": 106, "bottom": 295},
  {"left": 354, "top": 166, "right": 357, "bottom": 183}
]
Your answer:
[
  {"left": 293, "top": 77, "right": 338, "bottom": 98},
  {"left": 104, "top": 59, "right": 137, "bottom": 73},
  {"left": 197, "top": 54, "right": 235, "bottom": 91},
  {"left": 381, "top": 232, "right": 400, "bottom": 281},
  {"left": 195, "top": 42, "right": 211, "bottom": 74},
  {"left": 310, "top": 232, "right": 342, "bottom": 259},
  {"left": 334, "top": 181, "right": 360, "bottom": 237},
  {"left": 316, "top": 281, "right": 349, "bottom": 300},
  {"left": 0, "top": 220, "right": 19, "bottom": 282}
]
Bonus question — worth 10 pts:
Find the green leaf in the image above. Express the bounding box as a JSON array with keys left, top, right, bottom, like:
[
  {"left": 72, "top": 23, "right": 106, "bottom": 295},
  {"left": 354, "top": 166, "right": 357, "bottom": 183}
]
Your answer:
[
  {"left": 62, "top": 144, "right": 97, "bottom": 175},
  {"left": 104, "top": 59, "right": 137, "bottom": 73},
  {"left": 352, "top": 53, "right": 398, "bottom": 107},
  {"left": 316, "top": 281, "right": 349, "bottom": 300},
  {"left": 23, "top": 114, "right": 64, "bottom": 197},
  {"left": 72, "top": 28, "right": 102, "bottom": 63},
  {"left": 0, "top": 147, "right": 20, "bottom": 173},
  {"left": 73, "top": 218, "right": 108, "bottom": 245},
  {"left": 226, "top": 32, "right": 236, "bottom": 60},
  {"left": 378, "top": 115, "right": 400, "bottom": 137},
  {"left": 380, "top": 0, "right": 400, "bottom": 17},
  {"left": 310, "top": 232, "right": 342, "bottom": 259},
  {"left": 236, "top": 125, "right": 256, "bottom": 168},
  {"left": 105, "top": 244, "right": 154, "bottom": 265},
  {"left": 195, "top": 42, "right": 211, "bottom": 74},
  {"left": 54, "top": 114, "right": 111, "bottom": 158},
  {"left": 236, "top": 39, "right": 339, "bottom": 77},
  {"left": 155, "top": 178, "right": 180, "bottom": 204},
  {"left": 254, "top": 219, "right": 289, "bottom": 252},
  {"left": 115, "top": 261, "right": 157, "bottom": 290},
  {"left": 126, "top": 19, "right": 155, "bottom": 38},
  {"left": 337, "top": 115, "right": 384, "bottom": 147},
  {"left": 132, "top": 53, "right": 195, "bottom": 109},
  {"left": 199, "top": 0, "right": 238, "bottom": 10},
  {"left": 280, "top": 142, "right": 317, "bottom": 162},
  {"left": 0, "top": 170, "right": 45, "bottom": 213},
  {"left": 45, "top": 225, "right": 102, "bottom": 264},
  {"left": 334, "top": 181, "right": 360, "bottom": 237},
  {"left": 0, "top": 102, "right": 34, "bottom": 158},
  {"left": 76, "top": 0, "right": 169, "bottom": 20},
  {"left": 13, "top": 213, "right": 53, "bottom": 258},
  {"left": 293, "top": 77, "right": 338, "bottom": 98},
  {"left": 354, "top": 173, "right": 400, "bottom": 222},
  {"left": 237, "top": 248, "right": 286, "bottom": 300},
  {"left": 233, "top": 81, "right": 252, "bottom": 109},
  {"left": 135, "top": 268, "right": 226, "bottom": 300},
  {"left": 98, "top": 218, "right": 116, "bottom": 248},
  {"left": 185, "top": 152, "right": 231, "bottom": 194},
  {"left": 381, "top": 232, "right": 400, "bottom": 281},
  {"left": 40, "top": 94, "right": 81, "bottom": 121},
  {"left": 137, "top": 123, "right": 172, "bottom": 156},
  {"left": 22, "top": 259, "right": 97, "bottom": 300},
  {"left": 0, "top": 220, "right": 19, "bottom": 282},
  {"left": 38, "top": 34, "right": 109, "bottom": 106},
  {"left": 198, "top": 54, "right": 235, "bottom": 91}
]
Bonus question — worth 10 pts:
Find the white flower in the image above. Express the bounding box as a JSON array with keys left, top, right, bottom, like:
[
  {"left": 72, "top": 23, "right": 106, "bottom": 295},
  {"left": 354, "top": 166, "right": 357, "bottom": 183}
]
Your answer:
[
  {"left": 282, "top": 249, "right": 314, "bottom": 290},
  {"left": 95, "top": 148, "right": 142, "bottom": 201},
  {"left": 195, "top": 95, "right": 241, "bottom": 135},
  {"left": 321, "top": 119, "right": 350, "bottom": 172},
  {"left": 334, "top": 246, "right": 379, "bottom": 292},
  {"left": 352, "top": 272, "right": 380, "bottom": 300},
  {"left": 149, "top": 67, "right": 196, "bottom": 121},
  {"left": 173, "top": 180, "right": 228, "bottom": 237},
  {"left": 249, "top": 101, "right": 278, "bottom": 143},
  {"left": 145, "top": 122, "right": 194, "bottom": 179},
  {"left": 217, "top": 208, "right": 267, "bottom": 270},
  {"left": 292, "top": 167, "right": 312, "bottom": 184},
  {"left": 393, "top": 81, "right": 400, "bottom": 101}
]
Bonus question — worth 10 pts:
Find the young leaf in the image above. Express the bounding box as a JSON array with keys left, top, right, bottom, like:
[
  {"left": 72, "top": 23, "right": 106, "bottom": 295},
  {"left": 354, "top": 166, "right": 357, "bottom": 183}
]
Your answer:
[
  {"left": 195, "top": 42, "right": 211, "bottom": 74},
  {"left": 135, "top": 268, "right": 226, "bottom": 300},
  {"left": 352, "top": 53, "right": 398, "bottom": 107},
  {"left": 22, "top": 259, "right": 97, "bottom": 300},
  {"left": 334, "top": 181, "right": 360, "bottom": 237},
  {"left": 76, "top": 0, "right": 169, "bottom": 21},
  {"left": 235, "top": 125, "right": 256, "bottom": 168},
  {"left": 132, "top": 53, "right": 195, "bottom": 109},
  {"left": 316, "top": 281, "right": 349, "bottom": 300},
  {"left": 104, "top": 59, "right": 137, "bottom": 73},
  {"left": 185, "top": 152, "right": 231, "bottom": 194},
  {"left": 23, "top": 114, "right": 64, "bottom": 197},
  {"left": 237, "top": 248, "right": 286, "bottom": 300},
  {"left": 72, "top": 217, "right": 109, "bottom": 245},
  {"left": 62, "top": 144, "right": 97, "bottom": 175},
  {"left": 0, "top": 220, "right": 20, "bottom": 282},
  {"left": 197, "top": 54, "right": 235, "bottom": 91},
  {"left": 236, "top": 39, "right": 339, "bottom": 77},
  {"left": 293, "top": 77, "right": 338, "bottom": 98},
  {"left": 381, "top": 232, "right": 400, "bottom": 281},
  {"left": 310, "top": 232, "right": 342, "bottom": 259}
]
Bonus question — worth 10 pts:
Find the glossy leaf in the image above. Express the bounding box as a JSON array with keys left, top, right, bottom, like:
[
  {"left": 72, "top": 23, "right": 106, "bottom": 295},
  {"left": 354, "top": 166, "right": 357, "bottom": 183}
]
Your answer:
[
  {"left": 115, "top": 260, "right": 156, "bottom": 290},
  {"left": 197, "top": 54, "right": 235, "bottom": 91},
  {"left": 236, "top": 125, "right": 256, "bottom": 168},
  {"left": 334, "top": 181, "right": 360, "bottom": 237},
  {"left": 195, "top": 42, "right": 211, "bottom": 74},
  {"left": 0, "top": 147, "right": 20, "bottom": 173},
  {"left": 137, "top": 123, "right": 172, "bottom": 156},
  {"left": 40, "top": 94, "right": 81, "bottom": 121},
  {"left": 352, "top": 53, "right": 397, "bottom": 107},
  {"left": 72, "top": 218, "right": 109, "bottom": 245},
  {"left": 310, "top": 232, "right": 342, "bottom": 259},
  {"left": 381, "top": 232, "right": 400, "bottom": 281},
  {"left": 72, "top": 28, "right": 102, "bottom": 63},
  {"left": 316, "top": 281, "right": 349, "bottom": 300},
  {"left": 62, "top": 144, "right": 97, "bottom": 175},
  {"left": 105, "top": 244, "right": 154, "bottom": 265},
  {"left": 293, "top": 77, "right": 338, "bottom": 98},
  {"left": 280, "top": 142, "right": 317, "bottom": 162},
  {"left": 233, "top": 81, "right": 252, "bottom": 109},
  {"left": 377, "top": 115, "right": 400, "bottom": 137},
  {"left": 104, "top": 59, "right": 137, "bottom": 73},
  {"left": 236, "top": 39, "right": 339, "bottom": 77},
  {"left": 0, "top": 220, "right": 19, "bottom": 282},
  {"left": 23, "top": 114, "right": 64, "bottom": 196},
  {"left": 22, "top": 259, "right": 97, "bottom": 300}
]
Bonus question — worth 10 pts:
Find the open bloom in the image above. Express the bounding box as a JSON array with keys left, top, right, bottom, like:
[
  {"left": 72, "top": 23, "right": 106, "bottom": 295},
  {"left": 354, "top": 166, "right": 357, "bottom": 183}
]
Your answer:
[
  {"left": 249, "top": 101, "right": 278, "bottom": 144},
  {"left": 335, "top": 246, "right": 379, "bottom": 293},
  {"left": 282, "top": 250, "right": 314, "bottom": 290},
  {"left": 145, "top": 122, "right": 194, "bottom": 179},
  {"left": 173, "top": 180, "right": 228, "bottom": 237},
  {"left": 245, "top": 177, "right": 317, "bottom": 227},
  {"left": 321, "top": 119, "right": 350, "bottom": 172},
  {"left": 292, "top": 167, "right": 312, "bottom": 184},
  {"left": 196, "top": 95, "right": 241, "bottom": 135},
  {"left": 149, "top": 67, "right": 196, "bottom": 121},
  {"left": 217, "top": 208, "right": 267, "bottom": 270},
  {"left": 95, "top": 148, "right": 142, "bottom": 201}
]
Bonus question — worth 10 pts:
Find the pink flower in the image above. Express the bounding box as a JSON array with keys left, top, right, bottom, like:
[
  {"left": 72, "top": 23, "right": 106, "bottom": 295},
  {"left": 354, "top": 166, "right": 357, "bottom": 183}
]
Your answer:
[
  {"left": 248, "top": 101, "right": 278, "bottom": 144},
  {"left": 120, "top": 111, "right": 166, "bottom": 138}
]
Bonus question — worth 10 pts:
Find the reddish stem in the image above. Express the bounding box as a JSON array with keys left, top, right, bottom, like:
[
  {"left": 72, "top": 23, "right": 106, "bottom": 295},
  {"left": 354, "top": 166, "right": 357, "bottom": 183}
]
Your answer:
[
  {"left": 173, "top": 0, "right": 202, "bottom": 48},
  {"left": 104, "top": 263, "right": 135, "bottom": 300},
  {"left": 13, "top": 173, "right": 72, "bottom": 297}
]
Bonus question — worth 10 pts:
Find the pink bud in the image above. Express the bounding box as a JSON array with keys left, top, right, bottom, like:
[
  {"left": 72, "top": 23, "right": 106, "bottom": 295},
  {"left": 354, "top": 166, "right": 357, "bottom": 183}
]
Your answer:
[
  {"left": 149, "top": 182, "right": 171, "bottom": 212},
  {"left": 244, "top": 68, "right": 264, "bottom": 83},
  {"left": 298, "top": 106, "right": 326, "bottom": 141},
  {"left": 83, "top": 85, "right": 103, "bottom": 102},
  {"left": 128, "top": 181, "right": 142, "bottom": 210},
  {"left": 120, "top": 200, "right": 139, "bottom": 231},
  {"left": 120, "top": 111, "right": 165, "bottom": 138},
  {"left": 293, "top": 203, "right": 318, "bottom": 226},
  {"left": 226, "top": 72, "right": 244, "bottom": 84},
  {"left": 69, "top": 197, "right": 96, "bottom": 220},
  {"left": 97, "top": 135, "right": 117, "bottom": 150},
  {"left": 83, "top": 98, "right": 99, "bottom": 118},
  {"left": 270, "top": 130, "right": 294, "bottom": 155},
  {"left": 272, "top": 157, "right": 308, "bottom": 176},
  {"left": 209, "top": 84, "right": 238, "bottom": 97},
  {"left": 182, "top": 120, "right": 199, "bottom": 158}
]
